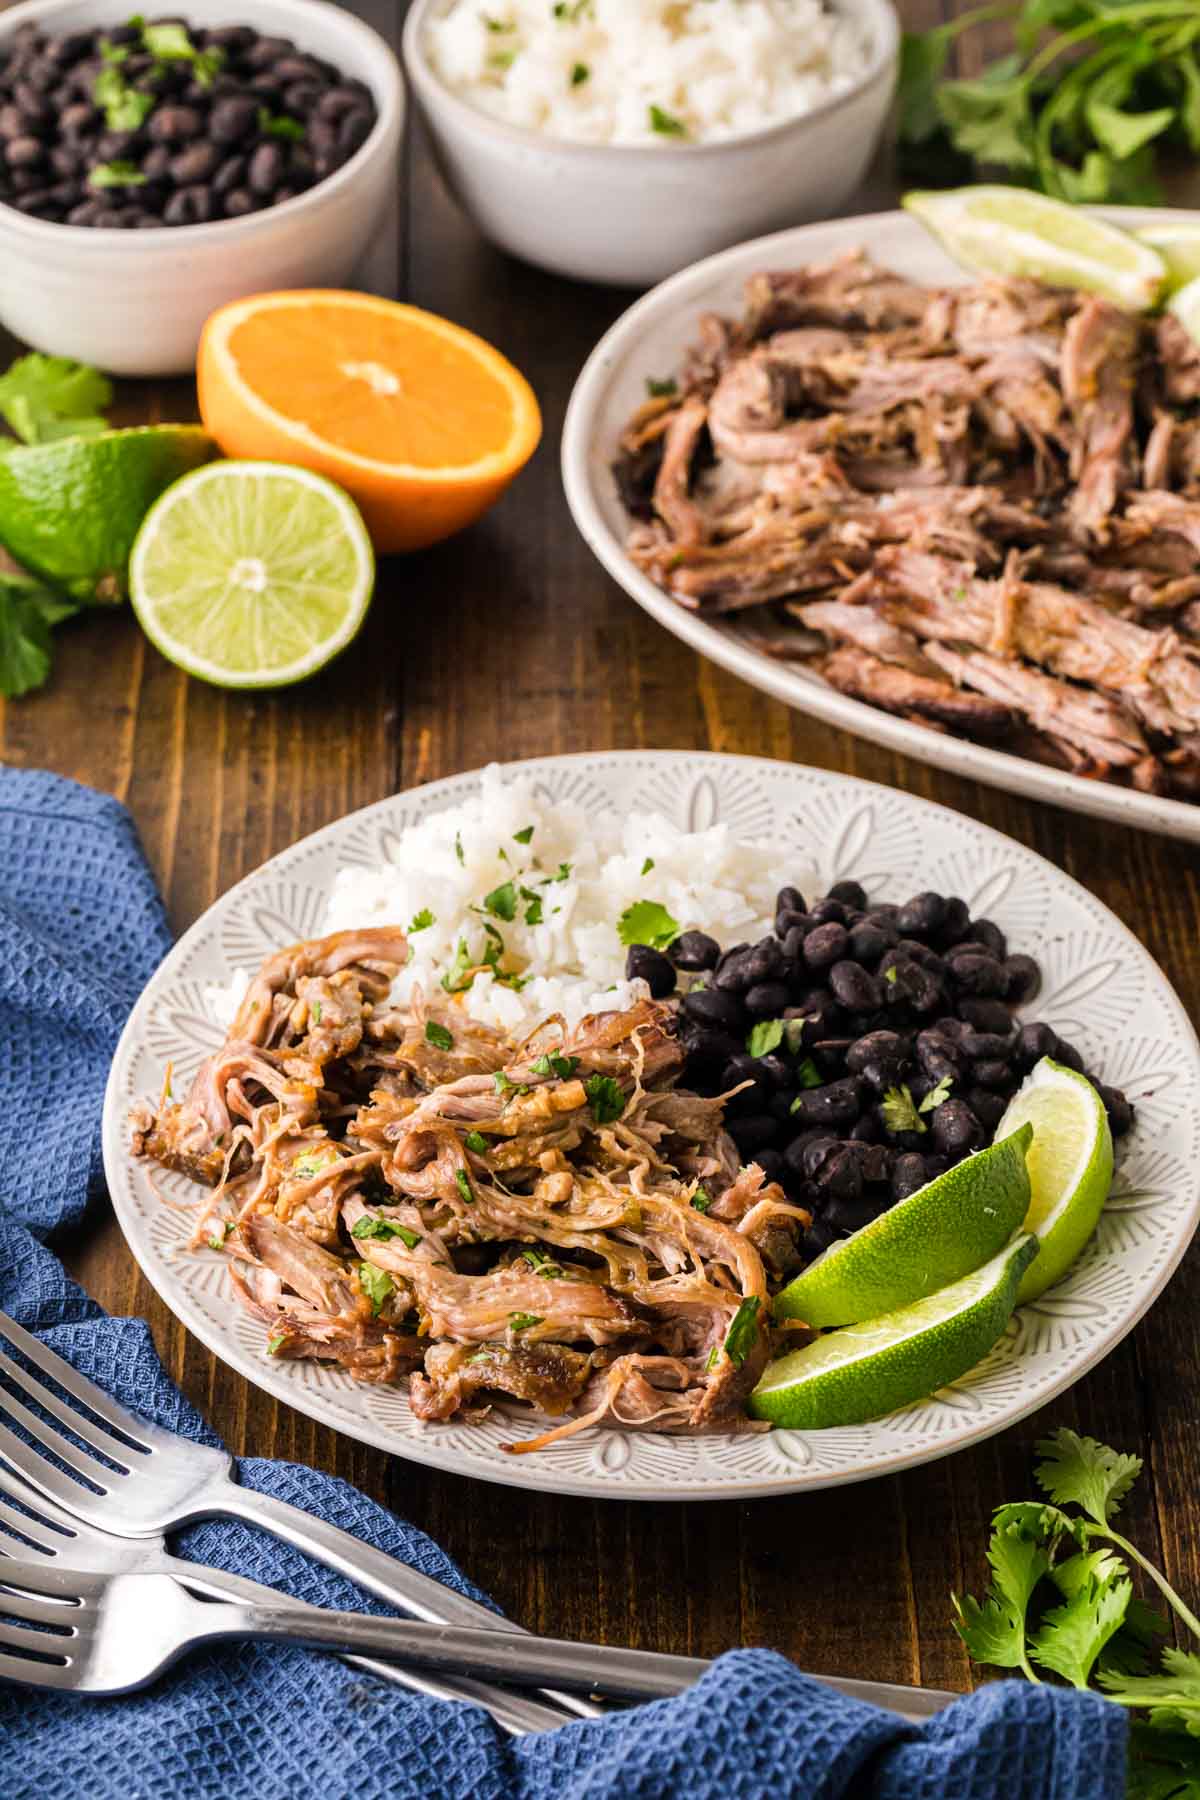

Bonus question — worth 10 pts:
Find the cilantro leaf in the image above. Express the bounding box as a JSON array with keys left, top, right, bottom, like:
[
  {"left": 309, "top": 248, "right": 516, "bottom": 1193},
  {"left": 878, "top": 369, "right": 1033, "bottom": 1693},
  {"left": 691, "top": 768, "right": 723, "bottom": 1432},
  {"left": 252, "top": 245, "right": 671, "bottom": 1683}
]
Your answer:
[
  {"left": 746, "top": 1019, "right": 784, "bottom": 1058},
  {"left": 953, "top": 1522, "right": 1051, "bottom": 1674},
  {"left": 645, "top": 378, "right": 677, "bottom": 399},
  {"left": 484, "top": 879, "right": 517, "bottom": 921},
  {"left": 721, "top": 1296, "right": 760, "bottom": 1368},
  {"left": 1031, "top": 1574, "right": 1133, "bottom": 1688},
  {"left": 649, "top": 103, "right": 686, "bottom": 136},
  {"left": 1035, "top": 1428, "right": 1143, "bottom": 1527},
  {"left": 691, "top": 1187, "right": 712, "bottom": 1214},
  {"left": 267, "top": 1331, "right": 288, "bottom": 1355},
  {"left": 424, "top": 1020, "right": 454, "bottom": 1051},
  {"left": 1100, "top": 1648, "right": 1200, "bottom": 1722},
  {"left": 531, "top": 1052, "right": 579, "bottom": 1079},
  {"left": 1125, "top": 1721, "right": 1200, "bottom": 1800},
  {"left": 257, "top": 107, "right": 305, "bottom": 141},
  {"left": 356, "top": 1261, "right": 394, "bottom": 1315},
  {"left": 585, "top": 1073, "right": 625, "bottom": 1125},
  {"left": 513, "top": 825, "right": 534, "bottom": 844},
  {"left": 0, "top": 353, "right": 112, "bottom": 446},
  {"left": 455, "top": 1170, "right": 474, "bottom": 1205},
  {"left": 508, "top": 1311, "right": 542, "bottom": 1332},
  {"left": 919, "top": 1074, "right": 954, "bottom": 1113},
  {"left": 795, "top": 1056, "right": 823, "bottom": 1091},
  {"left": 408, "top": 908, "right": 435, "bottom": 932},
  {"left": 881, "top": 1083, "right": 926, "bottom": 1136},
  {"left": 617, "top": 898, "right": 680, "bottom": 952},
  {"left": 464, "top": 1130, "right": 488, "bottom": 1154},
  {"left": 89, "top": 159, "right": 147, "bottom": 189},
  {"left": 0, "top": 576, "right": 79, "bottom": 699},
  {"left": 351, "top": 1216, "right": 421, "bottom": 1249}
]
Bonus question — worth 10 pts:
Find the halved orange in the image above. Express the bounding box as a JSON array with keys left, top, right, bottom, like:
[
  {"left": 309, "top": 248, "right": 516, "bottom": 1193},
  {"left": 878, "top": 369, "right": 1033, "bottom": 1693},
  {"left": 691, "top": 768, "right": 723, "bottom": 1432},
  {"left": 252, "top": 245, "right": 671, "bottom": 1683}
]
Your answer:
[{"left": 197, "top": 291, "right": 542, "bottom": 554}]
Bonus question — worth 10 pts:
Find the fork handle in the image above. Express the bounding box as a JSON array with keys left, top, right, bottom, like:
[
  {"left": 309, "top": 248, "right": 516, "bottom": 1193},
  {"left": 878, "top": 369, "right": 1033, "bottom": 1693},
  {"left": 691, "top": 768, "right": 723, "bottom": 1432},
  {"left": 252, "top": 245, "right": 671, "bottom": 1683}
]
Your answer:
[
  {"left": 212, "top": 1480, "right": 599, "bottom": 1722},
  {"left": 192, "top": 1601, "right": 708, "bottom": 1703}
]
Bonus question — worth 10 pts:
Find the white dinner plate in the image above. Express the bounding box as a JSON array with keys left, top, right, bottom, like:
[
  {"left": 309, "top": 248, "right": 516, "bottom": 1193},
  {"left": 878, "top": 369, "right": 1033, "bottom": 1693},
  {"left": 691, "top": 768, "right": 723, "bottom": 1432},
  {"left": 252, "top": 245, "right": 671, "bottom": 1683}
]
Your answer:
[
  {"left": 561, "top": 207, "right": 1200, "bottom": 843},
  {"left": 102, "top": 751, "right": 1200, "bottom": 1500}
]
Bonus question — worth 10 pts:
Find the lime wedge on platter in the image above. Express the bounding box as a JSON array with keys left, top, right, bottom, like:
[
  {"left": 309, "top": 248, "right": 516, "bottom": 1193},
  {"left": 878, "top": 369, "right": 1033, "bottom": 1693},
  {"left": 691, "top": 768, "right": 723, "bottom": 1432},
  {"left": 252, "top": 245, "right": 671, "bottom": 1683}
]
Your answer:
[
  {"left": 1137, "top": 221, "right": 1200, "bottom": 296},
  {"left": 129, "top": 460, "right": 375, "bottom": 690},
  {"left": 1168, "top": 274, "right": 1200, "bottom": 352},
  {"left": 995, "top": 1056, "right": 1114, "bottom": 1304},
  {"left": 749, "top": 1235, "right": 1038, "bottom": 1430},
  {"left": 773, "top": 1124, "right": 1033, "bottom": 1329},
  {"left": 903, "top": 187, "right": 1167, "bottom": 312},
  {"left": 0, "top": 425, "right": 216, "bottom": 604}
]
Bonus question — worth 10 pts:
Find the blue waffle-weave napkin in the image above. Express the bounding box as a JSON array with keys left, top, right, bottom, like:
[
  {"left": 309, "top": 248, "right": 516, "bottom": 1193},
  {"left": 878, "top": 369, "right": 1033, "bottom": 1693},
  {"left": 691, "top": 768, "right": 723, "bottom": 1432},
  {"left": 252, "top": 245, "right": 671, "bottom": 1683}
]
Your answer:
[{"left": 0, "top": 767, "right": 1129, "bottom": 1800}]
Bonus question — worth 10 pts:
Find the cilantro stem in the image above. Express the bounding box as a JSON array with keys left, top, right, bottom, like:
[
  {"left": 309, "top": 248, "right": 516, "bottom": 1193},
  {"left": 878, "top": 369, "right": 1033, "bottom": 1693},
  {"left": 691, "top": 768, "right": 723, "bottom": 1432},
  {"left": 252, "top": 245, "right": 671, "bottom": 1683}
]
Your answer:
[{"left": 1102, "top": 1527, "right": 1200, "bottom": 1642}]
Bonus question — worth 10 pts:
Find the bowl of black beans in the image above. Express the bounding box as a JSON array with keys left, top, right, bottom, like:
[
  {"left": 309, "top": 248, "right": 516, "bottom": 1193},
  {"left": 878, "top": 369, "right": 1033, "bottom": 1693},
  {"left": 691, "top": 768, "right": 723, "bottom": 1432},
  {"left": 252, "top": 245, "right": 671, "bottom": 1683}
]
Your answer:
[
  {"left": 625, "top": 881, "right": 1133, "bottom": 1270},
  {"left": 0, "top": 0, "right": 403, "bottom": 373}
]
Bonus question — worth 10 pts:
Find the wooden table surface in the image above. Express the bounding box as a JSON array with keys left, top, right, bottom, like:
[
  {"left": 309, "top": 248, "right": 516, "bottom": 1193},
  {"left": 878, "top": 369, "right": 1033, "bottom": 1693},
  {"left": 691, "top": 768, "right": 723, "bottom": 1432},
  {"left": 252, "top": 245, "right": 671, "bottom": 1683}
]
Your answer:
[{"left": 3, "top": 0, "right": 1199, "bottom": 1702}]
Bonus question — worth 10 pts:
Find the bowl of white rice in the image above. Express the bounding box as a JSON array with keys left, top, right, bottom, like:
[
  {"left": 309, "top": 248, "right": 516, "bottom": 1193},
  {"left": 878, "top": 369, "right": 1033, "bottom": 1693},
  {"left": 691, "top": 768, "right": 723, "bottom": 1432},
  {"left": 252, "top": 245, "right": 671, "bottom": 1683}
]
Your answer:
[{"left": 402, "top": 0, "right": 899, "bottom": 286}]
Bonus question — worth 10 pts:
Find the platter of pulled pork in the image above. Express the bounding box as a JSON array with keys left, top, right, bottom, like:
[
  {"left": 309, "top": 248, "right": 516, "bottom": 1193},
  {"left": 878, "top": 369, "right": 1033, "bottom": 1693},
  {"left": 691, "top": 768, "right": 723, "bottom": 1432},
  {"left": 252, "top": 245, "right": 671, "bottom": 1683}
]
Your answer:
[
  {"left": 103, "top": 752, "right": 1200, "bottom": 1498},
  {"left": 563, "top": 208, "right": 1200, "bottom": 840}
]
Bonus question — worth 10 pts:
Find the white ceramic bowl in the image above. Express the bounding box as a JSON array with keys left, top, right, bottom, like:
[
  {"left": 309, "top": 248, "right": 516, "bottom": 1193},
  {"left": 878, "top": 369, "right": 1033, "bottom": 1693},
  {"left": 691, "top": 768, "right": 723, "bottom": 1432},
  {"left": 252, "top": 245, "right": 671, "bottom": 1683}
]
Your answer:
[
  {"left": 402, "top": 0, "right": 899, "bottom": 288},
  {"left": 0, "top": 0, "right": 404, "bottom": 374}
]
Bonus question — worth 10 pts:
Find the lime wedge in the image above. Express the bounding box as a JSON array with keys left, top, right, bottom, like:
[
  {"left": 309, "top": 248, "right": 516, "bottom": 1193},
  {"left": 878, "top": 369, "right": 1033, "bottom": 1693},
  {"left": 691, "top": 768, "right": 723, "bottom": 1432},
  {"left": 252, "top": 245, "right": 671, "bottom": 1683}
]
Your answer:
[
  {"left": 903, "top": 187, "right": 1166, "bottom": 312},
  {"left": 749, "top": 1235, "right": 1037, "bottom": 1430},
  {"left": 773, "top": 1123, "right": 1032, "bottom": 1330},
  {"left": 994, "top": 1056, "right": 1113, "bottom": 1303},
  {"left": 1137, "top": 222, "right": 1200, "bottom": 296},
  {"left": 1168, "top": 274, "right": 1200, "bottom": 351},
  {"left": 0, "top": 425, "right": 216, "bottom": 603},
  {"left": 129, "top": 461, "right": 375, "bottom": 690}
]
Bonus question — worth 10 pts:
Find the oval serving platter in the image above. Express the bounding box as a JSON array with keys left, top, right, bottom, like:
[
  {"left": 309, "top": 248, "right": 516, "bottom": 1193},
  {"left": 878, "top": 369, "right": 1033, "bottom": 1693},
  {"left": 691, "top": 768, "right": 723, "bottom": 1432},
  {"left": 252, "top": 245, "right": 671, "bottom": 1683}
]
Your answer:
[
  {"left": 102, "top": 751, "right": 1200, "bottom": 1500},
  {"left": 561, "top": 206, "right": 1200, "bottom": 844}
]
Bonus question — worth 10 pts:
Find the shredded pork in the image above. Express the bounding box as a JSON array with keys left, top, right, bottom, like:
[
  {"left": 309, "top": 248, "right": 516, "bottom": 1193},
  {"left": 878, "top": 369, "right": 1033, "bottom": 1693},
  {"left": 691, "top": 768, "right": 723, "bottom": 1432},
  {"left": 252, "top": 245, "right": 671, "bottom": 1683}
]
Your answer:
[{"left": 614, "top": 250, "right": 1200, "bottom": 799}]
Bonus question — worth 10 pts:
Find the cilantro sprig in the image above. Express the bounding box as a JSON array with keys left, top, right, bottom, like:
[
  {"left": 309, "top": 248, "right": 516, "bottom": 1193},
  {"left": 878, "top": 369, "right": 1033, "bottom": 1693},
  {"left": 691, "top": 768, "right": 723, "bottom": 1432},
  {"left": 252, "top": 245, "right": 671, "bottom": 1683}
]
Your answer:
[
  {"left": 897, "top": 1, "right": 1200, "bottom": 205},
  {"left": 955, "top": 1429, "right": 1200, "bottom": 1789},
  {"left": 617, "top": 898, "right": 680, "bottom": 952}
]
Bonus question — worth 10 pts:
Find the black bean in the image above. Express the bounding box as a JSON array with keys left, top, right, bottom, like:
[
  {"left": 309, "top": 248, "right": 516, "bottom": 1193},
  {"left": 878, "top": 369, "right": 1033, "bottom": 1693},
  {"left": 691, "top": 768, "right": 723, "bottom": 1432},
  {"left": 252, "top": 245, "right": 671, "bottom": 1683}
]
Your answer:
[
  {"left": 205, "top": 25, "right": 257, "bottom": 50},
  {"left": 5, "top": 134, "right": 44, "bottom": 168},
  {"left": 729, "top": 1113, "right": 777, "bottom": 1155},
  {"left": 944, "top": 948, "right": 1008, "bottom": 997},
  {"left": 776, "top": 885, "right": 806, "bottom": 917},
  {"left": 1015, "top": 1021, "right": 1059, "bottom": 1070},
  {"left": 775, "top": 907, "right": 810, "bottom": 940},
  {"left": 826, "top": 1192, "right": 882, "bottom": 1235},
  {"left": 896, "top": 891, "right": 946, "bottom": 939},
  {"left": 755, "top": 1052, "right": 793, "bottom": 1091},
  {"left": 713, "top": 946, "right": 752, "bottom": 993},
  {"left": 306, "top": 116, "right": 338, "bottom": 159},
  {"left": 1094, "top": 1082, "right": 1134, "bottom": 1137},
  {"left": 211, "top": 152, "right": 245, "bottom": 195},
  {"left": 800, "top": 1134, "right": 843, "bottom": 1183},
  {"left": 624, "top": 943, "right": 676, "bottom": 999},
  {"left": 808, "top": 897, "right": 847, "bottom": 927},
  {"left": 48, "top": 143, "right": 84, "bottom": 178},
  {"left": 208, "top": 93, "right": 259, "bottom": 145},
  {"left": 755, "top": 1148, "right": 785, "bottom": 1184},
  {"left": 316, "top": 83, "right": 363, "bottom": 122},
  {"left": 801, "top": 1219, "right": 838, "bottom": 1257},
  {"left": 930, "top": 1098, "right": 984, "bottom": 1157},
  {"left": 59, "top": 101, "right": 97, "bottom": 138},
  {"left": 959, "top": 1029, "right": 1014, "bottom": 1061},
  {"left": 163, "top": 184, "right": 213, "bottom": 225},
  {"left": 916, "top": 1031, "right": 967, "bottom": 1085},
  {"left": 682, "top": 987, "right": 745, "bottom": 1033},
  {"left": 892, "top": 1153, "right": 928, "bottom": 1201},
  {"left": 846, "top": 1028, "right": 905, "bottom": 1075},
  {"left": 140, "top": 144, "right": 172, "bottom": 181},
  {"left": 148, "top": 104, "right": 203, "bottom": 143},
  {"left": 67, "top": 196, "right": 105, "bottom": 224},
  {"left": 827, "top": 960, "right": 883, "bottom": 1014},
  {"left": 972, "top": 1059, "right": 1013, "bottom": 1091},
  {"left": 1003, "top": 954, "right": 1041, "bottom": 1003},
  {"left": 740, "top": 979, "right": 787, "bottom": 1020},
  {"left": 780, "top": 925, "right": 811, "bottom": 966},
  {"left": 170, "top": 139, "right": 219, "bottom": 184},
  {"left": 955, "top": 997, "right": 1013, "bottom": 1034},
  {"left": 803, "top": 921, "right": 849, "bottom": 970},
  {"left": 967, "top": 918, "right": 1008, "bottom": 960},
  {"left": 885, "top": 959, "right": 944, "bottom": 1015},
  {"left": 768, "top": 1090, "right": 796, "bottom": 1124},
  {"left": 968, "top": 1087, "right": 1008, "bottom": 1131},
  {"left": 790, "top": 1076, "right": 864, "bottom": 1130},
  {"left": 1053, "top": 1036, "right": 1085, "bottom": 1074},
  {"left": 858, "top": 1142, "right": 892, "bottom": 1182},
  {"left": 847, "top": 921, "right": 891, "bottom": 966},
  {"left": 849, "top": 1113, "right": 881, "bottom": 1146},
  {"left": 744, "top": 937, "right": 787, "bottom": 985},
  {"left": 669, "top": 929, "right": 719, "bottom": 972},
  {"left": 677, "top": 1021, "right": 742, "bottom": 1072},
  {"left": 827, "top": 879, "right": 867, "bottom": 909},
  {"left": 247, "top": 141, "right": 285, "bottom": 195},
  {"left": 937, "top": 896, "right": 972, "bottom": 946}
]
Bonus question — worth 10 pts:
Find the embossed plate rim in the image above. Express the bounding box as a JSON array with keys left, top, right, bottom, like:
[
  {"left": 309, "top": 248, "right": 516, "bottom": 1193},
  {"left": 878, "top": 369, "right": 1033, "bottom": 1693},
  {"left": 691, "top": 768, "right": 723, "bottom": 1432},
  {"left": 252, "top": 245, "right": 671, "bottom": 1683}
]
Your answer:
[{"left": 102, "top": 751, "right": 1200, "bottom": 1500}]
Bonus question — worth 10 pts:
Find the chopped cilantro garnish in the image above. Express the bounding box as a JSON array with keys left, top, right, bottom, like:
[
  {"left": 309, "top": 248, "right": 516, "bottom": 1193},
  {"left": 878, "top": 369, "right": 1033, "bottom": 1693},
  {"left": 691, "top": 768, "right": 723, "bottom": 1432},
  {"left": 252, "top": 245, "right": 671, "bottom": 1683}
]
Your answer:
[
  {"left": 508, "top": 1311, "right": 542, "bottom": 1332},
  {"left": 425, "top": 1020, "right": 454, "bottom": 1051},
  {"left": 455, "top": 1169, "right": 474, "bottom": 1205},
  {"left": 356, "top": 1262, "right": 394, "bottom": 1315},
  {"left": 884, "top": 965, "right": 899, "bottom": 985},
  {"left": 257, "top": 107, "right": 305, "bottom": 141},
  {"left": 795, "top": 1056, "right": 823, "bottom": 1090},
  {"left": 645, "top": 378, "right": 677, "bottom": 398},
  {"left": 881, "top": 1083, "right": 926, "bottom": 1136},
  {"left": 722, "top": 1296, "right": 760, "bottom": 1368},
  {"left": 207, "top": 1224, "right": 229, "bottom": 1250},
  {"left": 571, "top": 60, "right": 588, "bottom": 83},
  {"left": 585, "top": 1073, "right": 625, "bottom": 1125},
  {"left": 691, "top": 1187, "right": 713, "bottom": 1214},
  {"left": 747, "top": 1018, "right": 785, "bottom": 1058},
  {"left": 441, "top": 937, "right": 475, "bottom": 993},
  {"left": 409, "top": 907, "right": 435, "bottom": 933},
  {"left": 531, "top": 1052, "right": 579, "bottom": 1079},
  {"left": 89, "top": 159, "right": 147, "bottom": 189},
  {"left": 921, "top": 1074, "right": 954, "bottom": 1112},
  {"left": 484, "top": 879, "right": 517, "bottom": 921},
  {"left": 464, "top": 1130, "right": 489, "bottom": 1154},
  {"left": 649, "top": 103, "right": 687, "bottom": 136},
  {"left": 489, "top": 47, "right": 516, "bottom": 67},
  {"left": 640, "top": 856, "right": 655, "bottom": 875},
  {"left": 454, "top": 830, "right": 465, "bottom": 865},
  {"left": 351, "top": 1216, "right": 422, "bottom": 1249},
  {"left": 523, "top": 893, "right": 544, "bottom": 925},
  {"left": 513, "top": 824, "right": 535, "bottom": 843},
  {"left": 617, "top": 898, "right": 680, "bottom": 951},
  {"left": 267, "top": 1331, "right": 287, "bottom": 1355},
  {"left": 483, "top": 12, "right": 514, "bottom": 27}
]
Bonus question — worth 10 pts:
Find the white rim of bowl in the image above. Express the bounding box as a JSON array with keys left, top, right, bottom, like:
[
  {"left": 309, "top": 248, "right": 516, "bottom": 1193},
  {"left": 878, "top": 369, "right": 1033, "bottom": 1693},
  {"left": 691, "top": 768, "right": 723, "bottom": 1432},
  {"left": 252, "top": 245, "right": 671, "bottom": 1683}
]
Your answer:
[
  {"left": 559, "top": 203, "right": 1200, "bottom": 843},
  {"left": 402, "top": 0, "right": 899, "bottom": 162},
  {"left": 0, "top": 0, "right": 404, "bottom": 248}
]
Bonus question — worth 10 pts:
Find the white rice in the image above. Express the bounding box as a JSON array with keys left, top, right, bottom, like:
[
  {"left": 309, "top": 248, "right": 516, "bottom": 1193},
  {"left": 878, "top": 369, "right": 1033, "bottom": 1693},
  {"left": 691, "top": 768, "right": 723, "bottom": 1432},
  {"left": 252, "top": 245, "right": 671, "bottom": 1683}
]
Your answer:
[
  {"left": 424, "top": 0, "right": 874, "bottom": 147},
  {"left": 209, "top": 764, "right": 805, "bottom": 1035}
]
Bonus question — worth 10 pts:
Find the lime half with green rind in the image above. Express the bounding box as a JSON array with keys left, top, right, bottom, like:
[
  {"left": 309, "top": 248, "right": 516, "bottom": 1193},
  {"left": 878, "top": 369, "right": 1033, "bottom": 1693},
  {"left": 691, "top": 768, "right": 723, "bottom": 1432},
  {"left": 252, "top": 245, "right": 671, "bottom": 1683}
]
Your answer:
[
  {"left": 773, "top": 1123, "right": 1032, "bottom": 1330},
  {"left": 995, "top": 1057, "right": 1114, "bottom": 1304},
  {"left": 0, "top": 425, "right": 216, "bottom": 603},
  {"left": 749, "top": 1234, "right": 1038, "bottom": 1430}
]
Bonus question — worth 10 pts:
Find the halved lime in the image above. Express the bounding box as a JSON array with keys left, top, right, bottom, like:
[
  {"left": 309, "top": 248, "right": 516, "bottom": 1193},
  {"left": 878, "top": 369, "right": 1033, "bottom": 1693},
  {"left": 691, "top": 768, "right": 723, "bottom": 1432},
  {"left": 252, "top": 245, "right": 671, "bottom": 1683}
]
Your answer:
[
  {"left": 1137, "top": 222, "right": 1200, "bottom": 296},
  {"left": 0, "top": 425, "right": 216, "bottom": 603},
  {"left": 994, "top": 1057, "right": 1113, "bottom": 1304},
  {"left": 903, "top": 187, "right": 1166, "bottom": 312},
  {"left": 129, "top": 461, "right": 375, "bottom": 690},
  {"left": 1168, "top": 274, "right": 1200, "bottom": 351},
  {"left": 773, "top": 1123, "right": 1032, "bottom": 1330},
  {"left": 749, "top": 1235, "right": 1037, "bottom": 1430}
]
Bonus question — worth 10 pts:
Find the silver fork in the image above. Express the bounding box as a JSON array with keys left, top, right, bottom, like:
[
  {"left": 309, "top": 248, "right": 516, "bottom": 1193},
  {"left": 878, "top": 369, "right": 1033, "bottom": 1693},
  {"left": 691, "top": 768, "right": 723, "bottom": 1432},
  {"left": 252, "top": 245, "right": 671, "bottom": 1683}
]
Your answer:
[
  {"left": 0, "top": 1464, "right": 570, "bottom": 1725},
  {"left": 0, "top": 1561, "right": 710, "bottom": 1700},
  {"left": 0, "top": 1308, "right": 592, "bottom": 1731}
]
